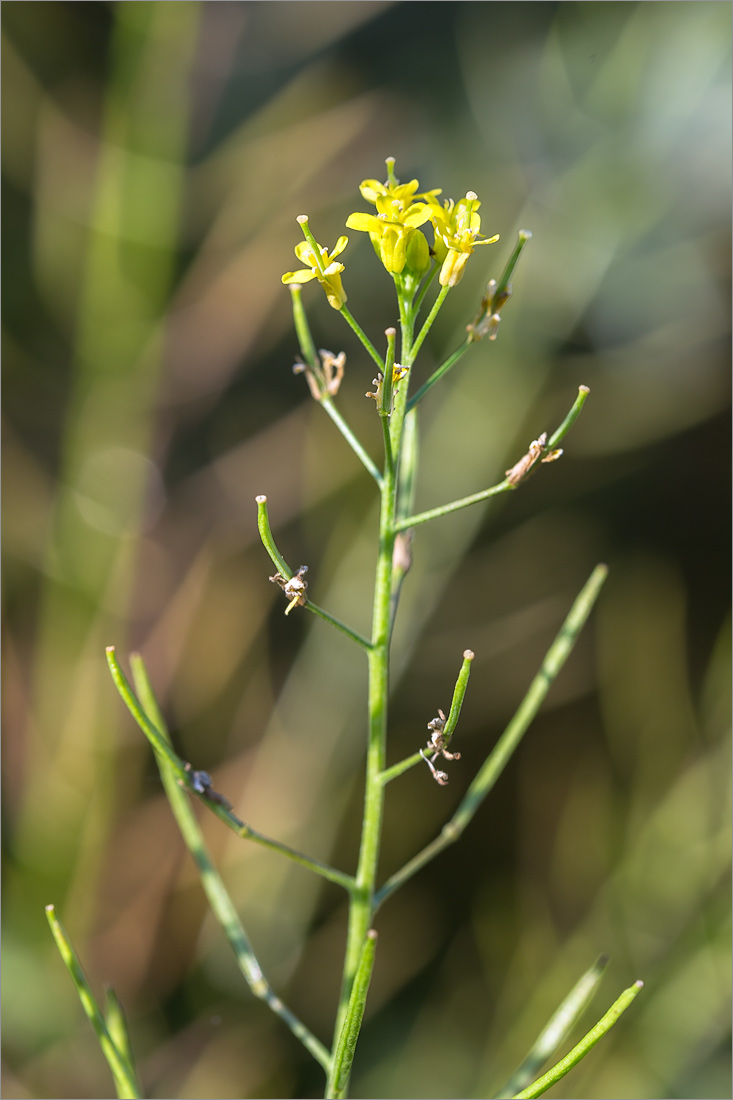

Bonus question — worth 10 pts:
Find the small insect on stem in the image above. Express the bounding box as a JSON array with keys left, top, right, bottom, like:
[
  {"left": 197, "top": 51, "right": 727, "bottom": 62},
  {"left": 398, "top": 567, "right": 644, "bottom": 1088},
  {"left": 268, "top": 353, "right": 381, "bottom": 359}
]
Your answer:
[
  {"left": 270, "top": 565, "right": 309, "bottom": 614},
  {"left": 184, "top": 763, "right": 233, "bottom": 811}
]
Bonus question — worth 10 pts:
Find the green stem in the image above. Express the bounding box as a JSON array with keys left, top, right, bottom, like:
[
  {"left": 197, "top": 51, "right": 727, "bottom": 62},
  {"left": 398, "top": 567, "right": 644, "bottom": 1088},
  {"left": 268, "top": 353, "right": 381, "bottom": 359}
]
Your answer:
[
  {"left": 45, "top": 906, "right": 142, "bottom": 1099},
  {"left": 289, "top": 284, "right": 381, "bottom": 483},
  {"left": 408, "top": 284, "right": 450, "bottom": 366},
  {"left": 395, "top": 478, "right": 514, "bottom": 532},
  {"left": 104, "top": 988, "right": 139, "bottom": 1095},
  {"left": 388, "top": 299, "right": 415, "bottom": 454},
  {"left": 512, "top": 980, "right": 644, "bottom": 1099},
  {"left": 326, "top": 931, "right": 378, "bottom": 1098},
  {"left": 488, "top": 229, "right": 532, "bottom": 317},
  {"left": 380, "top": 648, "right": 474, "bottom": 784},
  {"left": 334, "top": 480, "right": 395, "bottom": 1045},
  {"left": 547, "top": 385, "right": 590, "bottom": 450},
  {"left": 339, "top": 305, "right": 385, "bottom": 371},
  {"left": 496, "top": 955, "right": 609, "bottom": 1099},
  {"left": 255, "top": 496, "right": 373, "bottom": 651},
  {"left": 381, "top": 412, "right": 395, "bottom": 479},
  {"left": 396, "top": 384, "right": 592, "bottom": 532},
  {"left": 106, "top": 647, "right": 354, "bottom": 891},
  {"left": 412, "top": 260, "right": 440, "bottom": 315},
  {"left": 289, "top": 283, "right": 320, "bottom": 372},
  {"left": 374, "top": 565, "right": 608, "bottom": 909},
  {"left": 406, "top": 231, "right": 533, "bottom": 412},
  {"left": 406, "top": 338, "right": 470, "bottom": 412},
  {"left": 129, "top": 655, "right": 333, "bottom": 1073},
  {"left": 305, "top": 601, "right": 374, "bottom": 652},
  {"left": 322, "top": 397, "right": 383, "bottom": 484}
]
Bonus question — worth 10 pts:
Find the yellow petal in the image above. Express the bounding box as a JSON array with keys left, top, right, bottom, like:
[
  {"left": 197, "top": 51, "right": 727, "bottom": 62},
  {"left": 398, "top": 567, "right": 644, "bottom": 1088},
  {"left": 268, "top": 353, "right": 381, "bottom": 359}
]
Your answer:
[
  {"left": 282, "top": 269, "right": 316, "bottom": 285},
  {"left": 346, "top": 212, "right": 381, "bottom": 233}
]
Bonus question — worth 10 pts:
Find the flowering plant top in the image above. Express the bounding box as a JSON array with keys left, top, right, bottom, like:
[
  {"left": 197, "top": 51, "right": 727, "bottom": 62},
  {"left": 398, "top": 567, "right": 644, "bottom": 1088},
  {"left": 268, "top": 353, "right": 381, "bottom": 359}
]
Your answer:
[{"left": 283, "top": 159, "right": 501, "bottom": 309}]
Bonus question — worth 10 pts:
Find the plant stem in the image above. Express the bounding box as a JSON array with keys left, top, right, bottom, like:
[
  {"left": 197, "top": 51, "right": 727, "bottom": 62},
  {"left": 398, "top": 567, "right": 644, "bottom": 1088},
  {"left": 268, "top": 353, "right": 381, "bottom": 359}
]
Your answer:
[
  {"left": 333, "top": 444, "right": 396, "bottom": 1046},
  {"left": 395, "top": 384, "right": 592, "bottom": 532},
  {"left": 327, "top": 931, "right": 378, "bottom": 1098},
  {"left": 409, "top": 284, "right": 450, "bottom": 365},
  {"left": 130, "top": 655, "right": 333, "bottom": 1072},
  {"left": 380, "top": 648, "right": 474, "bottom": 784},
  {"left": 547, "top": 384, "right": 590, "bottom": 450},
  {"left": 288, "top": 284, "right": 381, "bottom": 483},
  {"left": 405, "top": 338, "right": 470, "bottom": 411},
  {"left": 512, "top": 980, "right": 644, "bottom": 1099},
  {"left": 106, "top": 647, "right": 354, "bottom": 890},
  {"left": 104, "top": 988, "right": 139, "bottom": 1094},
  {"left": 330, "top": 305, "right": 420, "bottom": 1064},
  {"left": 395, "top": 478, "right": 514, "bottom": 531},
  {"left": 374, "top": 564, "right": 609, "bottom": 909},
  {"left": 496, "top": 954, "right": 609, "bottom": 1099},
  {"left": 321, "top": 397, "right": 382, "bottom": 485},
  {"left": 255, "top": 496, "right": 373, "bottom": 651},
  {"left": 339, "top": 304, "right": 385, "bottom": 371}
]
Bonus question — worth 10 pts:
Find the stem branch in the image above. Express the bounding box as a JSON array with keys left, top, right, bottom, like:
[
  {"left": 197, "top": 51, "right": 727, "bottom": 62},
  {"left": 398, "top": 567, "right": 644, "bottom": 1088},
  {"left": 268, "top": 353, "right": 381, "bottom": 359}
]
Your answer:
[
  {"left": 374, "top": 565, "right": 608, "bottom": 908},
  {"left": 106, "top": 647, "right": 354, "bottom": 891},
  {"left": 256, "top": 496, "right": 373, "bottom": 650},
  {"left": 129, "top": 655, "right": 333, "bottom": 1071}
]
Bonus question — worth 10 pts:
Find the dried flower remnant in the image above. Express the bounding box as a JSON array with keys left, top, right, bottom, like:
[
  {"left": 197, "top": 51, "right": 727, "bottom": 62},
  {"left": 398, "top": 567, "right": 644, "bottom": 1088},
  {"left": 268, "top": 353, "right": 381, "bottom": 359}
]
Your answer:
[
  {"left": 427, "top": 709, "right": 461, "bottom": 761},
  {"left": 270, "top": 565, "right": 309, "bottom": 615},
  {"left": 466, "top": 229, "right": 532, "bottom": 342},
  {"left": 366, "top": 363, "right": 409, "bottom": 415},
  {"left": 466, "top": 278, "right": 511, "bottom": 342},
  {"left": 419, "top": 748, "right": 449, "bottom": 786},
  {"left": 505, "top": 432, "right": 563, "bottom": 487},
  {"left": 420, "top": 707, "right": 462, "bottom": 785},
  {"left": 294, "top": 349, "right": 346, "bottom": 400}
]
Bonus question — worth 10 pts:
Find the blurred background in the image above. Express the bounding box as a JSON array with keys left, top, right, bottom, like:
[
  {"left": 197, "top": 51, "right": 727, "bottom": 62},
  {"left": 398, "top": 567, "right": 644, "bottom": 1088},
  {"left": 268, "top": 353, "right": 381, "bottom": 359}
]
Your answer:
[{"left": 2, "top": 3, "right": 730, "bottom": 1098}]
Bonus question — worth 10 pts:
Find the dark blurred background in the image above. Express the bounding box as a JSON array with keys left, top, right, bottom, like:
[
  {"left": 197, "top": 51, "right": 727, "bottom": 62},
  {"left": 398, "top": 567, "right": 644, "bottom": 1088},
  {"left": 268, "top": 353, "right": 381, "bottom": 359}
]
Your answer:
[{"left": 2, "top": 3, "right": 730, "bottom": 1098}]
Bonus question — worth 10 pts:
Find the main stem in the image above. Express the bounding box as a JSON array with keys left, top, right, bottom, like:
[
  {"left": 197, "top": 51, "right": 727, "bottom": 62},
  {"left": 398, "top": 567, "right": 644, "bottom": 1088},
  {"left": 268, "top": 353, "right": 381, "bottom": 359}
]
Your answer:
[
  {"left": 332, "top": 453, "right": 396, "bottom": 1046},
  {"left": 329, "top": 307, "right": 415, "bottom": 1083}
]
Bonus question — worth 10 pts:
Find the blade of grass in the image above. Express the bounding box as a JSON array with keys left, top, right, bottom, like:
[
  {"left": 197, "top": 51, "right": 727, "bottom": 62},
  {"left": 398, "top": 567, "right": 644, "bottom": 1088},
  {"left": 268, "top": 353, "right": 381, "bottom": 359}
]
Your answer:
[
  {"left": 495, "top": 954, "right": 609, "bottom": 1098},
  {"left": 104, "top": 988, "right": 140, "bottom": 1095},
  {"left": 512, "top": 980, "right": 644, "bottom": 1099},
  {"left": 45, "top": 906, "right": 142, "bottom": 1099}
]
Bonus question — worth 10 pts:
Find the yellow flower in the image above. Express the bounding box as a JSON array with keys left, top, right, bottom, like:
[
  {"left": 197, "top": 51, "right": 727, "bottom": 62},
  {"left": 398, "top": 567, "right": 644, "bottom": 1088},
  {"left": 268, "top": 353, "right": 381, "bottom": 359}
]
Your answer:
[
  {"left": 429, "top": 192, "right": 499, "bottom": 286},
  {"left": 346, "top": 161, "right": 439, "bottom": 275},
  {"left": 282, "top": 218, "right": 348, "bottom": 309}
]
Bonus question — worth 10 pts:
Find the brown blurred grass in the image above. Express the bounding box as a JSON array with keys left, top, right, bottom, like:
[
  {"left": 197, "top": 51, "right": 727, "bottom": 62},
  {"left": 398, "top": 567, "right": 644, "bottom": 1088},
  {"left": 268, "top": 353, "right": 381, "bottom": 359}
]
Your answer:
[{"left": 2, "top": 3, "right": 730, "bottom": 1098}]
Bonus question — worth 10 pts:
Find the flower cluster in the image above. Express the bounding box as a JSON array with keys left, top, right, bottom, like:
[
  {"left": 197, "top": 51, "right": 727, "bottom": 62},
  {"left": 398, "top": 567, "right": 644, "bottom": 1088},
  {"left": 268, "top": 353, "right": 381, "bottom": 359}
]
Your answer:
[
  {"left": 345, "top": 172, "right": 439, "bottom": 277},
  {"left": 282, "top": 160, "right": 500, "bottom": 307}
]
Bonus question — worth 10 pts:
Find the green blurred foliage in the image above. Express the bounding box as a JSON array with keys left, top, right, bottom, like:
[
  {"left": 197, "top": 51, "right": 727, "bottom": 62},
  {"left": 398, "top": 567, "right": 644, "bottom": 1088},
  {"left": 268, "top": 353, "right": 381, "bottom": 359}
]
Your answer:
[{"left": 2, "top": 2, "right": 730, "bottom": 1098}]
